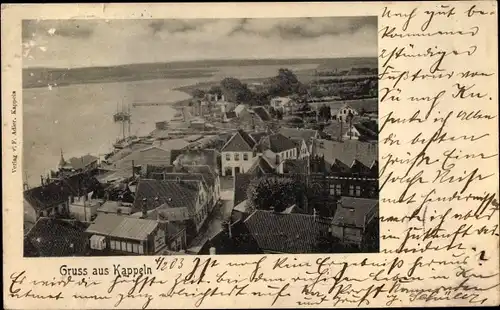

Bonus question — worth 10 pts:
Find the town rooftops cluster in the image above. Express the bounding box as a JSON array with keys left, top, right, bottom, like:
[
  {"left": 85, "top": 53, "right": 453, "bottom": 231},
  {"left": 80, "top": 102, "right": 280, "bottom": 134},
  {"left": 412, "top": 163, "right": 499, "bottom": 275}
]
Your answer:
[
  {"left": 24, "top": 172, "right": 101, "bottom": 212},
  {"left": 223, "top": 129, "right": 299, "bottom": 152},
  {"left": 313, "top": 139, "right": 378, "bottom": 175}
]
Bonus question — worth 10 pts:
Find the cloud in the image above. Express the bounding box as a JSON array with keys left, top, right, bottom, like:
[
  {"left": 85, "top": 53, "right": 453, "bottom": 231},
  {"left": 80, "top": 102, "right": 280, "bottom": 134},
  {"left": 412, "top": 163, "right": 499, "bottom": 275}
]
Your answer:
[
  {"left": 23, "top": 20, "right": 96, "bottom": 40},
  {"left": 148, "top": 19, "right": 214, "bottom": 35},
  {"left": 22, "top": 17, "right": 377, "bottom": 68},
  {"left": 228, "top": 16, "right": 377, "bottom": 39}
]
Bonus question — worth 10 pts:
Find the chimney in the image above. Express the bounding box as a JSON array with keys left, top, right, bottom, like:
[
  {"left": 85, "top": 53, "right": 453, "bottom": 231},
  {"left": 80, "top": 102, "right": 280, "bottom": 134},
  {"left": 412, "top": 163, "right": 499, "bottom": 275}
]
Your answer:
[
  {"left": 209, "top": 247, "right": 216, "bottom": 255},
  {"left": 142, "top": 198, "right": 148, "bottom": 218},
  {"left": 82, "top": 187, "right": 87, "bottom": 202},
  {"left": 40, "top": 175, "right": 44, "bottom": 186}
]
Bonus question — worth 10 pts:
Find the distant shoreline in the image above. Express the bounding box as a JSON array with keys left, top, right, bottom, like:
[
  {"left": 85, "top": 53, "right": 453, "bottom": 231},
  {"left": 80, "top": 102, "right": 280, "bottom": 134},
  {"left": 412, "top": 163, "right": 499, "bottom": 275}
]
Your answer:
[{"left": 22, "top": 57, "right": 377, "bottom": 89}]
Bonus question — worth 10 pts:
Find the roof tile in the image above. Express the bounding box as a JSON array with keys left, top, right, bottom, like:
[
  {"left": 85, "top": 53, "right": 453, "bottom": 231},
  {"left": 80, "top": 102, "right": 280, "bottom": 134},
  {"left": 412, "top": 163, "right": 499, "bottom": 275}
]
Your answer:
[
  {"left": 332, "top": 197, "right": 378, "bottom": 228},
  {"left": 243, "top": 210, "right": 320, "bottom": 253},
  {"left": 255, "top": 133, "right": 296, "bottom": 153},
  {"left": 25, "top": 218, "right": 89, "bottom": 257},
  {"left": 133, "top": 178, "right": 199, "bottom": 213}
]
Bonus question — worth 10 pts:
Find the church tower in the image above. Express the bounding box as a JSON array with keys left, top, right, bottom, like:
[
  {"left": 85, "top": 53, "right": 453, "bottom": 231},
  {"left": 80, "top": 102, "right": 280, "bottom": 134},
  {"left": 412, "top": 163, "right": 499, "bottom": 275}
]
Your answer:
[{"left": 58, "top": 149, "right": 66, "bottom": 168}]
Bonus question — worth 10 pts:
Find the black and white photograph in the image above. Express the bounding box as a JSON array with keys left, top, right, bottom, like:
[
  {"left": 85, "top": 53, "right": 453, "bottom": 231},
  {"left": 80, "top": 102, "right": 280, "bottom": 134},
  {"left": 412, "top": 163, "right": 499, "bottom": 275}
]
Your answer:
[{"left": 22, "top": 16, "right": 379, "bottom": 257}]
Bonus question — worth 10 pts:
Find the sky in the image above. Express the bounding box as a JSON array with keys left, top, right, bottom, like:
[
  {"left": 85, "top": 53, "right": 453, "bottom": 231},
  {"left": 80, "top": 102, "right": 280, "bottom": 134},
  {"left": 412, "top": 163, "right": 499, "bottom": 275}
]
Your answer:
[{"left": 22, "top": 17, "right": 377, "bottom": 68}]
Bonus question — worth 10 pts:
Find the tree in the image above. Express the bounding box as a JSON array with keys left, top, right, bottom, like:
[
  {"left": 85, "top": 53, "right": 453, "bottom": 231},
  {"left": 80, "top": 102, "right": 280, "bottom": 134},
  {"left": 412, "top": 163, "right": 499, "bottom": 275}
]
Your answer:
[
  {"left": 309, "top": 87, "right": 325, "bottom": 99},
  {"left": 268, "top": 106, "right": 277, "bottom": 118},
  {"left": 220, "top": 77, "right": 252, "bottom": 103},
  {"left": 275, "top": 109, "right": 283, "bottom": 120},
  {"left": 297, "top": 103, "right": 311, "bottom": 113},
  {"left": 247, "top": 176, "right": 299, "bottom": 212},
  {"left": 209, "top": 85, "right": 223, "bottom": 96},
  {"left": 267, "top": 68, "right": 304, "bottom": 97},
  {"left": 318, "top": 105, "right": 331, "bottom": 121}
]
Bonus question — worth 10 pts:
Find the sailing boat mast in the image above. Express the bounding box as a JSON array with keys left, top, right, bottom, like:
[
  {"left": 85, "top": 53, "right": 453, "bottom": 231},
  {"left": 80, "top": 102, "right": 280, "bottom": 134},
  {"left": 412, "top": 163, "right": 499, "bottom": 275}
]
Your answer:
[
  {"left": 121, "top": 100, "right": 126, "bottom": 141},
  {"left": 128, "top": 102, "right": 131, "bottom": 137}
]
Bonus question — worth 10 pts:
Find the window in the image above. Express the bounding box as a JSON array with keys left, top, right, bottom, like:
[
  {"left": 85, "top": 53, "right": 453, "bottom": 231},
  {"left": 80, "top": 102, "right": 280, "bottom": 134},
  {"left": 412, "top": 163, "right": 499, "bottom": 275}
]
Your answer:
[
  {"left": 275, "top": 155, "right": 280, "bottom": 165},
  {"left": 234, "top": 153, "right": 240, "bottom": 161},
  {"left": 369, "top": 187, "right": 376, "bottom": 197},
  {"left": 225, "top": 153, "right": 231, "bottom": 161},
  {"left": 121, "top": 241, "right": 126, "bottom": 251},
  {"left": 133, "top": 244, "right": 139, "bottom": 253},
  {"left": 111, "top": 240, "right": 116, "bottom": 250},
  {"left": 336, "top": 184, "right": 342, "bottom": 195},
  {"left": 127, "top": 243, "right": 133, "bottom": 252},
  {"left": 356, "top": 186, "right": 362, "bottom": 197},
  {"left": 349, "top": 185, "right": 354, "bottom": 196},
  {"left": 138, "top": 244, "right": 144, "bottom": 254},
  {"left": 243, "top": 153, "right": 248, "bottom": 161}
]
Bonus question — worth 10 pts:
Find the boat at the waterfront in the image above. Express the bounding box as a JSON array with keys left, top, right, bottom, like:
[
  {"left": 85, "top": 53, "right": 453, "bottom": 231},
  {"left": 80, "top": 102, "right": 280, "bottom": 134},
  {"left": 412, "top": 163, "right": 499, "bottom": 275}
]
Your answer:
[
  {"left": 112, "top": 136, "right": 140, "bottom": 149},
  {"left": 113, "top": 101, "right": 136, "bottom": 149},
  {"left": 113, "top": 111, "right": 130, "bottom": 122}
]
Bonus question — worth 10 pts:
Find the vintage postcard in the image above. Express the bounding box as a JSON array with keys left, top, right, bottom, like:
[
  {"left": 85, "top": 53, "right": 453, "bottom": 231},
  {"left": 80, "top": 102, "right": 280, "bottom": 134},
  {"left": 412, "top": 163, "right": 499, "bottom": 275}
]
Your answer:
[{"left": 2, "top": 2, "right": 499, "bottom": 309}]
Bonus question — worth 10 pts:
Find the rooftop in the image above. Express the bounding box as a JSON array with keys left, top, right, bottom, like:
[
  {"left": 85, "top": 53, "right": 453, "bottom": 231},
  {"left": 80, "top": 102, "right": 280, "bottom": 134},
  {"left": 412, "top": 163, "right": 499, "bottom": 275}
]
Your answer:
[
  {"left": 255, "top": 133, "right": 297, "bottom": 153},
  {"left": 233, "top": 173, "right": 254, "bottom": 207},
  {"left": 332, "top": 197, "right": 378, "bottom": 228},
  {"left": 86, "top": 213, "right": 159, "bottom": 241},
  {"left": 313, "top": 139, "right": 378, "bottom": 169},
  {"left": 24, "top": 172, "right": 101, "bottom": 211},
  {"left": 144, "top": 164, "right": 217, "bottom": 189},
  {"left": 110, "top": 145, "right": 172, "bottom": 171},
  {"left": 247, "top": 155, "right": 276, "bottom": 175},
  {"left": 251, "top": 106, "right": 272, "bottom": 122},
  {"left": 243, "top": 210, "right": 320, "bottom": 253},
  {"left": 283, "top": 158, "right": 309, "bottom": 174},
  {"left": 278, "top": 127, "right": 318, "bottom": 142},
  {"left": 133, "top": 178, "right": 200, "bottom": 213},
  {"left": 97, "top": 201, "right": 133, "bottom": 215},
  {"left": 25, "top": 218, "right": 90, "bottom": 257},
  {"left": 170, "top": 149, "right": 219, "bottom": 170},
  {"left": 221, "top": 129, "right": 258, "bottom": 152},
  {"left": 24, "top": 182, "right": 67, "bottom": 211}
]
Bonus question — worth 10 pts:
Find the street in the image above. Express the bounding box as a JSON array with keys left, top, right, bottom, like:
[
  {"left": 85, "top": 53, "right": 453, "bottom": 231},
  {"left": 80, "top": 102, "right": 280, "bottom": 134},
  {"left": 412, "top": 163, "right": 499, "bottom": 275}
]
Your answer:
[{"left": 186, "top": 189, "right": 234, "bottom": 253}]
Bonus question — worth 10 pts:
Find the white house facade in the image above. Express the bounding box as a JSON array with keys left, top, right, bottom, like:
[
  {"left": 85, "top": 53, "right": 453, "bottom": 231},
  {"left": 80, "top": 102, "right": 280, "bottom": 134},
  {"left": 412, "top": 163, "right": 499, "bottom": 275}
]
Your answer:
[{"left": 336, "top": 105, "right": 359, "bottom": 122}]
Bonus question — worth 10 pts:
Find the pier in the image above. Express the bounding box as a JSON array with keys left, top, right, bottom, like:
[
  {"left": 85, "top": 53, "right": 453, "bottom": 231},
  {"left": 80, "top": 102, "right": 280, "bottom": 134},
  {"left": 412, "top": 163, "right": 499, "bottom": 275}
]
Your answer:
[{"left": 133, "top": 102, "right": 177, "bottom": 107}]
